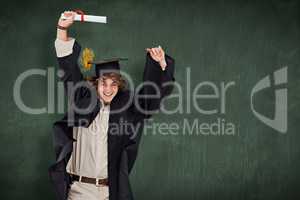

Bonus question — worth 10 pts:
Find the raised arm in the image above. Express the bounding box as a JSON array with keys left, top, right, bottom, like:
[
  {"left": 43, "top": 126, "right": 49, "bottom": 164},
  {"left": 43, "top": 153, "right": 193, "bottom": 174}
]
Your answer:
[
  {"left": 55, "top": 11, "right": 87, "bottom": 101},
  {"left": 144, "top": 46, "right": 175, "bottom": 100},
  {"left": 124, "top": 46, "right": 175, "bottom": 174},
  {"left": 133, "top": 46, "right": 175, "bottom": 119}
]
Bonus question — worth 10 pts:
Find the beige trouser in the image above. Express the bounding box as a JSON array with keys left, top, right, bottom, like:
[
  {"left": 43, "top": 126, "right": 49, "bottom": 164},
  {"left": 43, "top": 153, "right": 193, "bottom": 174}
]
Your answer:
[{"left": 67, "top": 181, "right": 109, "bottom": 200}]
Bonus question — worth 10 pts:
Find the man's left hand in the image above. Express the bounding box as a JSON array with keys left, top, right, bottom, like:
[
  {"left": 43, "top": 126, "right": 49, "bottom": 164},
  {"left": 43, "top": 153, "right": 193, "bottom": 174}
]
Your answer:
[{"left": 146, "top": 46, "right": 167, "bottom": 70}]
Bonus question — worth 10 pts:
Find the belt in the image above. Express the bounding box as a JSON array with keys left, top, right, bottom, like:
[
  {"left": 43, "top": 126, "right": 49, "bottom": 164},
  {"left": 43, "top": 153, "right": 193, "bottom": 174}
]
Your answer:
[{"left": 69, "top": 173, "right": 109, "bottom": 187}]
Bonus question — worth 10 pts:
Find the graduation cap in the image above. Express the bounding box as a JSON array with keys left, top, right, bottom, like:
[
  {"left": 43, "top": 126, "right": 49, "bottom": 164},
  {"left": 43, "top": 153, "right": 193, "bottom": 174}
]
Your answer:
[
  {"left": 89, "top": 58, "right": 128, "bottom": 78},
  {"left": 80, "top": 47, "right": 128, "bottom": 78}
]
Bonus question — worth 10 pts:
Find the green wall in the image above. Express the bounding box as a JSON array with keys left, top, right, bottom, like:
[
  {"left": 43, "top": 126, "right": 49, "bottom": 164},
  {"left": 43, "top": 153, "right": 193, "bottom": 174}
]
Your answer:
[{"left": 0, "top": 0, "right": 299, "bottom": 199}]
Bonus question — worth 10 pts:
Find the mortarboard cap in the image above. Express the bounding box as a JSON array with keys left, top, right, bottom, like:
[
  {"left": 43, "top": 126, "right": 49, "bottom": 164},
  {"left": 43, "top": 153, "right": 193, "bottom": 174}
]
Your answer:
[{"left": 89, "top": 58, "right": 128, "bottom": 78}]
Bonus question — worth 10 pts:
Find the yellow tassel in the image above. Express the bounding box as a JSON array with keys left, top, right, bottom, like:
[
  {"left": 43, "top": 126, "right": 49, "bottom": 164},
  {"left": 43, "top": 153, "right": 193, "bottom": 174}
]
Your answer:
[{"left": 80, "top": 48, "right": 95, "bottom": 70}]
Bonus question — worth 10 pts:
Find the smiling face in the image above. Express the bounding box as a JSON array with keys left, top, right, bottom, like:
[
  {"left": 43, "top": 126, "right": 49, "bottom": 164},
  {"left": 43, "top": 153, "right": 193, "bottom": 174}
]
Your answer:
[{"left": 97, "top": 73, "right": 123, "bottom": 104}]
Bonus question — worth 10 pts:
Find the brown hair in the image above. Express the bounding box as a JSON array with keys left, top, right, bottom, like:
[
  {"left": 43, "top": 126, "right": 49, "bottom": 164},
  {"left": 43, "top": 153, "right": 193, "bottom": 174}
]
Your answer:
[{"left": 85, "top": 72, "right": 126, "bottom": 91}]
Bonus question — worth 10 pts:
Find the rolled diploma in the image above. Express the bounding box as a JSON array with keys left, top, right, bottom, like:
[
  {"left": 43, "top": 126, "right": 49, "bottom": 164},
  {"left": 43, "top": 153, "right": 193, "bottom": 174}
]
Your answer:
[{"left": 61, "top": 14, "right": 107, "bottom": 23}]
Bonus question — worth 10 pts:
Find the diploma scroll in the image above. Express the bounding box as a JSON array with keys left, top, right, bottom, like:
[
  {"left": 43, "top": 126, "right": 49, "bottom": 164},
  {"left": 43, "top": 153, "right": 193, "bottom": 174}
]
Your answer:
[{"left": 61, "top": 14, "right": 107, "bottom": 24}]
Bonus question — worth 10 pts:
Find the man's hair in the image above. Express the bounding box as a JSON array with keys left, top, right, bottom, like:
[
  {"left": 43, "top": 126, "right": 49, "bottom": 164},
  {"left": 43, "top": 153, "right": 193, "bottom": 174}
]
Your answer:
[{"left": 85, "top": 72, "right": 127, "bottom": 90}]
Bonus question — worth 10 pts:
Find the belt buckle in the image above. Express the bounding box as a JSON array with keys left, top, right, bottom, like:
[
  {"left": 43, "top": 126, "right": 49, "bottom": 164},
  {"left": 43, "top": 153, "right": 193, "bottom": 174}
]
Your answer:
[{"left": 95, "top": 178, "right": 101, "bottom": 187}]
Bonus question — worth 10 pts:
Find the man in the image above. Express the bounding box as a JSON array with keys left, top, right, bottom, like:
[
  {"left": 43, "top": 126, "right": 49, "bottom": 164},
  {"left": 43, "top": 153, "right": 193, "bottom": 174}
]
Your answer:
[{"left": 48, "top": 11, "right": 175, "bottom": 200}]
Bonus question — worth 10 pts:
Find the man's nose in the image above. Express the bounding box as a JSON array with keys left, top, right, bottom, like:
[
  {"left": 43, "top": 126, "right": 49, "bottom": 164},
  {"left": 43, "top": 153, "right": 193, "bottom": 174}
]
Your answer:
[{"left": 103, "top": 86, "right": 112, "bottom": 93}]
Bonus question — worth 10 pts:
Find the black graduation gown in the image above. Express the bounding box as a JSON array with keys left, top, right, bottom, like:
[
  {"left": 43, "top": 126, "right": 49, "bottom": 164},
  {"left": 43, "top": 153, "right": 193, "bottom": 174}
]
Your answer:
[{"left": 48, "top": 41, "right": 175, "bottom": 200}]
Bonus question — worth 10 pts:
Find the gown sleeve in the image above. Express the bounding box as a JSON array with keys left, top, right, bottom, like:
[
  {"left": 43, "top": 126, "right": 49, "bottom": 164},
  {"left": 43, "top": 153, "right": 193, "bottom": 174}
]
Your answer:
[
  {"left": 123, "top": 53, "right": 176, "bottom": 174},
  {"left": 55, "top": 39, "right": 90, "bottom": 103}
]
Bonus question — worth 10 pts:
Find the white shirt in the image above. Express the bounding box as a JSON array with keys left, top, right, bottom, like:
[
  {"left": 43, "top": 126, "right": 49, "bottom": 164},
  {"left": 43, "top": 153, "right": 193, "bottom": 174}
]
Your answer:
[
  {"left": 55, "top": 38, "right": 110, "bottom": 179},
  {"left": 66, "top": 104, "right": 110, "bottom": 179}
]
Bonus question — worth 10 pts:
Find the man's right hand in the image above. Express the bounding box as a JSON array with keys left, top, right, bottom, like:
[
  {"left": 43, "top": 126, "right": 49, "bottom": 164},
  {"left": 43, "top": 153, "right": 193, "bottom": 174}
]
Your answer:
[{"left": 57, "top": 11, "right": 76, "bottom": 29}]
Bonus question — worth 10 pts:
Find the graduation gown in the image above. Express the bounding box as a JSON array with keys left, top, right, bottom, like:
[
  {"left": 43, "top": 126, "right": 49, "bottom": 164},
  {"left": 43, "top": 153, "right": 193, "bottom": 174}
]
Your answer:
[{"left": 48, "top": 41, "right": 175, "bottom": 200}]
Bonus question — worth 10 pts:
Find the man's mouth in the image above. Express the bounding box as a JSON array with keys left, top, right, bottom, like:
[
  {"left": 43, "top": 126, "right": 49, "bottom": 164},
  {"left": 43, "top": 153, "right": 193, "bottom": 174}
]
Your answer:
[{"left": 104, "top": 92, "right": 113, "bottom": 97}]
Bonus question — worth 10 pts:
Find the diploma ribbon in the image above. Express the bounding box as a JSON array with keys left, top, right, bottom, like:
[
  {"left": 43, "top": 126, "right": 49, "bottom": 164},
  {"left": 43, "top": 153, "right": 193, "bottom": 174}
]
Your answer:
[{"left": 74, "top": 9, "right": 85, "bottom": 22}]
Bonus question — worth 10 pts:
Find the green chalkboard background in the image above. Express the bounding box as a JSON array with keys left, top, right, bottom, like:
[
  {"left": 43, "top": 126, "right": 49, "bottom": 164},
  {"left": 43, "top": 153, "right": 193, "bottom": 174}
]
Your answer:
[{"left": 0, "top": 0, "right": 299, "bottom": 199}]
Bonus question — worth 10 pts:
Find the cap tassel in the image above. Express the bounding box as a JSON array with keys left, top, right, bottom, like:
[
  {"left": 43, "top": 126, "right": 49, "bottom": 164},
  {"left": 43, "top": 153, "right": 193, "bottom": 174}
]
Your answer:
[{"left": 80, "top": 48, "right": 95, "bottom": 70}]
